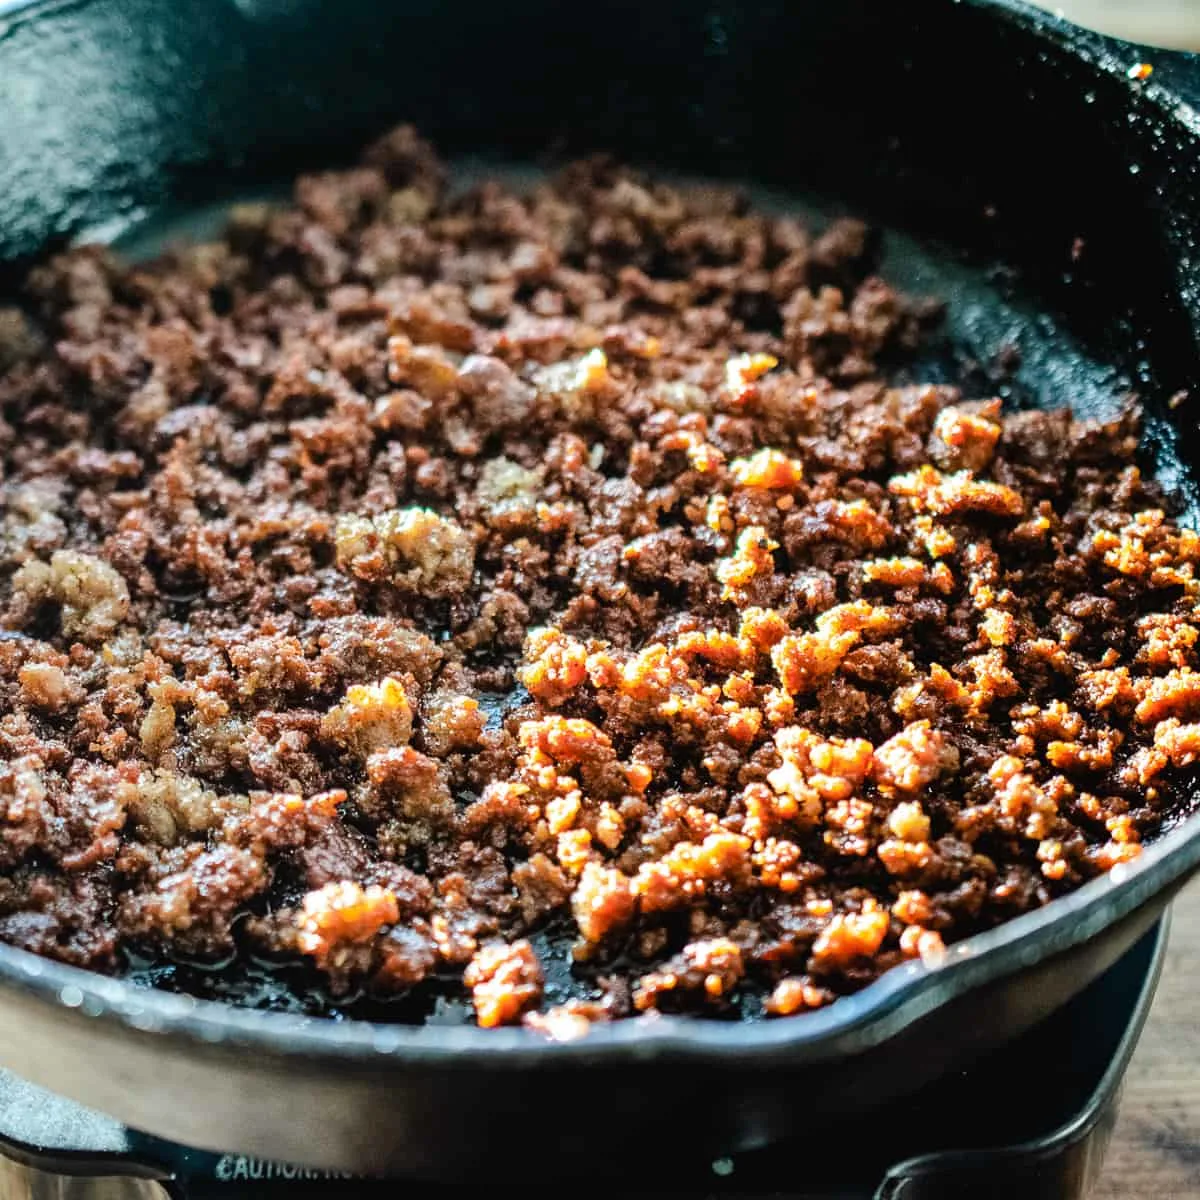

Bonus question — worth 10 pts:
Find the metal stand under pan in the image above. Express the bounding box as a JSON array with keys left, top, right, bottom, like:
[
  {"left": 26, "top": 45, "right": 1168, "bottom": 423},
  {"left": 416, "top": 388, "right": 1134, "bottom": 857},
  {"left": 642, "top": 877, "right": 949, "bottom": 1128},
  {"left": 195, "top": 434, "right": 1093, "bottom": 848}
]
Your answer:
[{"left": 0, "top": 917, "right": 1168, "bottom": 1200}]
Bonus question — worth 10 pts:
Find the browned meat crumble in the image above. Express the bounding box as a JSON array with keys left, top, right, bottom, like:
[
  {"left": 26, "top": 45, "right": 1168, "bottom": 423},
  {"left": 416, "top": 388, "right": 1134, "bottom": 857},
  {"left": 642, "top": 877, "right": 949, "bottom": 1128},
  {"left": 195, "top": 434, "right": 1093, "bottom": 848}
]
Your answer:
[{"left": 0, "top": 125, "right": 1197, "bottom": 1030}]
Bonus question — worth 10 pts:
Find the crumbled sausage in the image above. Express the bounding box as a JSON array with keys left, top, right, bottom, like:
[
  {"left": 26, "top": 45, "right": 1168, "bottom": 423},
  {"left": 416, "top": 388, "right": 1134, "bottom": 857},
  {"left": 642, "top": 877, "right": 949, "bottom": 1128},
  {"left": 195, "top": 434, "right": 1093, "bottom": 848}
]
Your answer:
[
  {"left": 18, "top": 661, "right": 82, "bottom": 711},
  {"left": 464, "top": 939, "right": 544, "bottom": 1027},
  {"left": 122, "top": 768, "right": 227, "bottom": 846},
  {"left": 321, "top": 677, "right": 414, "bottom": 756},
  {"left": 634, "top": 937, "right": 745, "bottom": 1012},
  {"left": 0, "top": 127, "right": 1194, "bottom": 1028},
  {"left": 296, "top": 882, "right": 399, "bottom": 966},
  {"left": 335, "top": 507, "right": 475, "bottom": 596},
  {"left": 12, "top": 551, "right": 129, "bottom": 641}
]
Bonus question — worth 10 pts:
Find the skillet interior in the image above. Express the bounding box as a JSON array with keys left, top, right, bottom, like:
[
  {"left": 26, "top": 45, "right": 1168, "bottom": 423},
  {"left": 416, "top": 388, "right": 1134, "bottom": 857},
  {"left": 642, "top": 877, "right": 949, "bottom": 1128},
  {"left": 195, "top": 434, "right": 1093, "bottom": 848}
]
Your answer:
[
  {"left": 101, "top": 158, "right": 1200, "bottom": 1023},
  {"left": 1, "top": 0, "right": 1200, "bottom": 1174}
]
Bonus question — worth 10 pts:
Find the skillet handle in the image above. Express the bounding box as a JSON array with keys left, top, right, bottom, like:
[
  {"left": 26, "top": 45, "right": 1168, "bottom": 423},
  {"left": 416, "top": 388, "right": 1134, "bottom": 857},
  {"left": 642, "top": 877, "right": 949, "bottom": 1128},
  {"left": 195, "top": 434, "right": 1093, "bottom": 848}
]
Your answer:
[
  {"left": 875, "top": 913, "right": 1170, "bottom": 1200},
  {"left": 874, "top": 1129, "right": 1117, "bottom": 1200}
]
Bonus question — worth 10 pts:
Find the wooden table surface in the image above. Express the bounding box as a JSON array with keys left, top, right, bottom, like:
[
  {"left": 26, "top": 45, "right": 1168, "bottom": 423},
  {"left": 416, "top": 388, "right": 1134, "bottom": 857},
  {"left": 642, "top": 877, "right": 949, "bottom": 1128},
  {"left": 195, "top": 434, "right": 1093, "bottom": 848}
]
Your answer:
[{"left": 1093, "top": 878, "right": 1200, "bottom": 1198}]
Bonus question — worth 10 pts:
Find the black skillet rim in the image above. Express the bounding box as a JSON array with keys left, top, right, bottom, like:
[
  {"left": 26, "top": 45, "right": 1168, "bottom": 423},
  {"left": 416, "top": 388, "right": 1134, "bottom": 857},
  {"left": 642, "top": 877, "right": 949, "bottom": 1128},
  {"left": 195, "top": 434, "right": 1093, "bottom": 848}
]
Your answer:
[{"left": 0, "top": 0, "right": 1197, "bottom": 1066}]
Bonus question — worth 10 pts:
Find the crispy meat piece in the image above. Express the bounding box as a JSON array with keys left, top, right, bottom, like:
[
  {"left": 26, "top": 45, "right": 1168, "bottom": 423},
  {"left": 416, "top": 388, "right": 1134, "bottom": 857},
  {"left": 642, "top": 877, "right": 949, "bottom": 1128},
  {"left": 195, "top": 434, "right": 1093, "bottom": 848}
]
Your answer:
[
  {"left": 464, "top": 939, "right": 544, "bottom": 1027},
  {"left": 296, "top": 881, "right": 400, "bottom": 973},
  {"left": 12, "top": 551, "right": 129, "bottom": 641},
  {"left": 335, "top": 507, "right": 475, "bottom": 596}
]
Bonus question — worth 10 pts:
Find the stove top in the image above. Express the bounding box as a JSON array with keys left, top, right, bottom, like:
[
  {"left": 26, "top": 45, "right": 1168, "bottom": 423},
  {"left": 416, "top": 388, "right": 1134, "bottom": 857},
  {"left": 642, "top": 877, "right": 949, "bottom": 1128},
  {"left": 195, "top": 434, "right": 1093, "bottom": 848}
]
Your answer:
[{"left": 0, "top": 920, "right": 1166, "bottom": 1200}]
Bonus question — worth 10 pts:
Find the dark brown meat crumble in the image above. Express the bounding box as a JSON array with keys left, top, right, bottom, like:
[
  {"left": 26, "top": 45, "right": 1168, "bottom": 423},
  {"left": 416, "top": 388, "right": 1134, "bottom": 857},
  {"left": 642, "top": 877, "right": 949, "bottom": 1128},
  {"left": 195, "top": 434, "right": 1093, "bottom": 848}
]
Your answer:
[{"left": 0, "top": 126, "right": 1197, "bottom": 1031}]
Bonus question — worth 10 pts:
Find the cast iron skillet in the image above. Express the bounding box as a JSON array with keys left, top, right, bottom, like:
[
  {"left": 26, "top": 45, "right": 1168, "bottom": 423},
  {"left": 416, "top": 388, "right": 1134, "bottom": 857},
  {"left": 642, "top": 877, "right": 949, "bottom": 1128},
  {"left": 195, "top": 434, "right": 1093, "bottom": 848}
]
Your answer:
[{"left": 1, "top": 0, "right": 1200, "bottom": 1180}]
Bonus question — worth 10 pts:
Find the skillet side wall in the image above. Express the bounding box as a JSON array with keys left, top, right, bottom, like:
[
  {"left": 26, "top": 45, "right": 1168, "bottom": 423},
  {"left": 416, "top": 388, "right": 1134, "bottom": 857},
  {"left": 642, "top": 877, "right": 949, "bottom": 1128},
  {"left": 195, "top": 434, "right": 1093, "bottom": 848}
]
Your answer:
[
  {"left": 1, "top": 0, "right": 1200, "bottom": 1175},
  {"left": 0, "top": 899, "right": 1167, "bottom": 1176}
]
